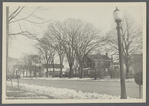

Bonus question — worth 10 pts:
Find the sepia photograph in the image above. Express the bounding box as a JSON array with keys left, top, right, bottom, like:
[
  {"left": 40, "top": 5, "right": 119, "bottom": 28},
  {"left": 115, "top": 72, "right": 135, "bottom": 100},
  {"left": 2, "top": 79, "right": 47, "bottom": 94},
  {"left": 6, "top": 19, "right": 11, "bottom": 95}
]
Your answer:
[{"left": 2, "top": 2, "right": 146, "bottom": 103}]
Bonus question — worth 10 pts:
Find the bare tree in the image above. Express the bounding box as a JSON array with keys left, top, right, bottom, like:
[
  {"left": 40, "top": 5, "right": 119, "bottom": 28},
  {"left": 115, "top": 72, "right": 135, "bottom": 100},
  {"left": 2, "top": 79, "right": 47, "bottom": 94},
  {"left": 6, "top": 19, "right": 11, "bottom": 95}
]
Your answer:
[
  {"left": 21, "top": 54, "right": 41, "bottom": 78},
  {"left": 28, "top": 54, "right": 41, "bottom": 78},
  {"left": 6, "top": 6, "right": 54, "bottom": 79},
  {"left": 47, "top": 19, "right": 105, "bottom": 78},
  {"left": 36, "top": 37, "right": 55, "bottom": 78},
  {"left": 21, "top": 55, "right": 32, "bottom": 77},
  {"left": 55, "top": 44, "right": 65, "bottom": 78},
  {"left": 47, "top": 20, "right": 76, "bottom": 78},
  {"left": 106, "top": 13, "right": 142, "bottom": 78},
  {"left": 45, "top": 33, "right": 65, "bottom": 78},
  {"left": 8, "top": 6, "right": 54, "bottom": 39},
  {"left": 6, "top": 6, "right": 38, "bottom": 82},
  {"left": 8, "top": 6, "right": 38, "bottom": 39},
  {"left": 69, "top": 20, "right": 105, "bottom": 78}
]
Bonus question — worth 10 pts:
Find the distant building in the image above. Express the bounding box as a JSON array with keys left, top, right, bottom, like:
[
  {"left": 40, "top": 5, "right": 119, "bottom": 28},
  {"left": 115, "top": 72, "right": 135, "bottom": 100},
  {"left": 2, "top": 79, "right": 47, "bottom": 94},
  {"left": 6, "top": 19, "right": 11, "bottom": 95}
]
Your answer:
[
  {"left": 84, "top": 53, "right": 113, "bottom": 68},
  {"left": 42, "top": 64, "right": 64, "bottom": 77},
  {"left": 7, "top": 57, "right": 19, "bottom": 76},
  {"left": 82, "top": 53, "right": 113, "bottom": 77},
  {"left": 22, "top": 65, "right": 43, "bottom": 77}
]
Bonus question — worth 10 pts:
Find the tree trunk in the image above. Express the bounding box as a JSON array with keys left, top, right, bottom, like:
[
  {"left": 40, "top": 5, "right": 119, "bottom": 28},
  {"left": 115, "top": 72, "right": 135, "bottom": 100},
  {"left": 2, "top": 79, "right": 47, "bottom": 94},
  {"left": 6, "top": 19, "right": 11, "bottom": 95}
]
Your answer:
[
  {"left": 60, "top": 67, "right": 63, "bottom": 78},
  {"left": 94, "top": 68, "right": 97, "bottom": 80},
  {"left": 69, "top": 63, "right": 73, "bottom": 78},
  {"left": 39, "top": 67, "right": 41, "bottom": 77},
  {"left": 125, "top": 62, "right": 129, "bottom": 79},
  {"left": 78, "top": 67, "right": 81, "bottom": 75},
  {"left": 60, "top": 62, "right": 63, "bottom": 78},
  {"left": 30, "top": 69, "right": 31, "bottom": 78},
  {"left": 26, "top": 68, "right": 27, "bottom": 77},
  {"left": 46, "top": 61, "right": 49, "bottom": 78},
  {"left": 80, "top": 62, "right": 84, "bottom": 78},
  {"left": 46, "top": 67, "right": 48, "bottom": 77},
  {"left": 81, "top": 67, "right": 84, "bottom": 78},
  {"left": 52, "top": 59, "right": 55, "bottom": 78}
]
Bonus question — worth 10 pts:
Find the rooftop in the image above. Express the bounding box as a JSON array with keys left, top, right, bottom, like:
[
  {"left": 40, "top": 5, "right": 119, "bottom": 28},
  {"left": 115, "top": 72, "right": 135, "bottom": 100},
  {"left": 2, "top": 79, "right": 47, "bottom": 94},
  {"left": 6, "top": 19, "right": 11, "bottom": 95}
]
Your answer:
[{"left": 42, "top": 64, "right": 64, "bottom": 68}]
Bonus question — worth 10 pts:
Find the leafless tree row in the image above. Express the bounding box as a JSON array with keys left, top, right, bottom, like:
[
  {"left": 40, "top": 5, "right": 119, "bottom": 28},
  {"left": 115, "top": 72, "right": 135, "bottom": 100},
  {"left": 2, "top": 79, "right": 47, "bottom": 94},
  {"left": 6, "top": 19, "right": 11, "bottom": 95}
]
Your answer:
[
  {"left": 20, "top": 13, "right": 142, "bottom": 79},
  {"left": 105, "top": 13, "right": 142, "bottom": 78},
  {"left": 35, "top": 19, "right": 105, "bottom": 78},
  {"left": 8, "top": 6, "right": 142, "bottom": 79}
]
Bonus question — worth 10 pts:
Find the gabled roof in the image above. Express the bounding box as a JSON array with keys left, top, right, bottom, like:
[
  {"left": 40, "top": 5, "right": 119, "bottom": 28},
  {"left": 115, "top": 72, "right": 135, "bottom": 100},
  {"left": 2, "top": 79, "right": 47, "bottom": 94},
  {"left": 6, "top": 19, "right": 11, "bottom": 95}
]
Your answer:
[{"left": 42, "top": 64, "right": 64, "bottom": 68}]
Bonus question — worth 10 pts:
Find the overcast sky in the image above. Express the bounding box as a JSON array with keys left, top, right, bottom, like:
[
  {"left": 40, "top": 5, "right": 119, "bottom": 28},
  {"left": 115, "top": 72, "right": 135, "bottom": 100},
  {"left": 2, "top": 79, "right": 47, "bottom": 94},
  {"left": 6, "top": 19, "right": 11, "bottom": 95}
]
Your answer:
[{"left": 7, "top": 3, "right": 145, "bottom": 60}]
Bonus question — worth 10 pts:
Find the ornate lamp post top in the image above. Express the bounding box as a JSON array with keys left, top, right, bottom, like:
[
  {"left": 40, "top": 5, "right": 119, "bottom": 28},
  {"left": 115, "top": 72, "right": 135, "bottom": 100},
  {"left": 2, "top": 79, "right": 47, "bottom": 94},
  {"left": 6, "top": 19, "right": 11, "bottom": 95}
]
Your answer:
[{"left": 113, "top": 7, "right": 122, "bottom": 22}]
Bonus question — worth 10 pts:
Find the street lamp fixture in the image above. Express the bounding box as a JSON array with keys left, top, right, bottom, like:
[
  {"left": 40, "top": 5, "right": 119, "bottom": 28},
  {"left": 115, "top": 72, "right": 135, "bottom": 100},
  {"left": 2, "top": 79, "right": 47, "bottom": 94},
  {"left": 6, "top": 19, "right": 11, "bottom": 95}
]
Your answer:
[
  {"left": 113, "top": 7, "right": 127, "bottom": 99},
  {"left": 113, "top": 7, "right": 122, "bottom": 22}
]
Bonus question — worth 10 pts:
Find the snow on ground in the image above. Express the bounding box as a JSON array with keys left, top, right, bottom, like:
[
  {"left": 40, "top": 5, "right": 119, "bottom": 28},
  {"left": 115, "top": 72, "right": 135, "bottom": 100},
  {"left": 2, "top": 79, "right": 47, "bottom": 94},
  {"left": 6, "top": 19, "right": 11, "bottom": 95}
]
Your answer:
[
  {"left": 21, "top": 77, "right": 135, "bottom": 82},
  {"left": 6, "top": 85, "right": 54, "bottom": 99},
  {"left": 99, "top": 78, "right": 134, "bottom": 82},
  {"left": 7, "top": 81, "right": 136, "bottom": 99}
]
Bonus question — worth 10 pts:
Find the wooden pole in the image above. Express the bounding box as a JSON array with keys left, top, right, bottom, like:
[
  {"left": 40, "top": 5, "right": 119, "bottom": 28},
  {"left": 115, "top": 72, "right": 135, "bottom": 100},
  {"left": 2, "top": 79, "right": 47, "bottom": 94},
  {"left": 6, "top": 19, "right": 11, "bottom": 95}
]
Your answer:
[
  {"left": 6, "top": 6, "right": 9, "bottom": 82},
  {"left": 139, "top": 85, "right": 142, "bottom": 99},
  {"left": 17, "top": 77, "right": 19, "bottom": 89}
]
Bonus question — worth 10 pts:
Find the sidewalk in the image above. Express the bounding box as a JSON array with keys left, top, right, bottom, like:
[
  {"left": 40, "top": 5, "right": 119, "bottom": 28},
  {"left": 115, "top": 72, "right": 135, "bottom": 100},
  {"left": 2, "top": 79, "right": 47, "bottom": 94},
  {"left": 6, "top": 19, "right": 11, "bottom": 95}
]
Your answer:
[{"left": 6, "top": 85, "right": 55, "bottom": 99}]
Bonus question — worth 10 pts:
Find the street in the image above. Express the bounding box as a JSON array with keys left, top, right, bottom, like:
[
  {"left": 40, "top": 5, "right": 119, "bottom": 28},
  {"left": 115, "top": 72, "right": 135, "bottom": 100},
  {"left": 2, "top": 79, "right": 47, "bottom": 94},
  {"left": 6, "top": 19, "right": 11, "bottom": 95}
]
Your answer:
[{"left": 11, "top": 78, "right": 140, "bottom": 98}]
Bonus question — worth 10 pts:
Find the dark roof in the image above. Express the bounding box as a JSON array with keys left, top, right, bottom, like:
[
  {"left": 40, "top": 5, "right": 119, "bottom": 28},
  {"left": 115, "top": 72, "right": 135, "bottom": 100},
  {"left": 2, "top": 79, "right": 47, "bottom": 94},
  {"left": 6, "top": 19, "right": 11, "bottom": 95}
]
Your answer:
[
  {"left": 87, "top": 54, "right": 111, "bottom": 61},
  {"left": 42, "top": 64, "right": 64, "bottom": 68}
]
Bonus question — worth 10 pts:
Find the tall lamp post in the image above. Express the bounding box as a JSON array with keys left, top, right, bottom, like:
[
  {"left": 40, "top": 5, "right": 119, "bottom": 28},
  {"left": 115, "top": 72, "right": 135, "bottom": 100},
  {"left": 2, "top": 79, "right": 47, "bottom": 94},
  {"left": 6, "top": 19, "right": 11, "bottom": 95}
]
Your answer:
[{"left": 113, "top": 7, "right": 127, "bottom": 99}]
